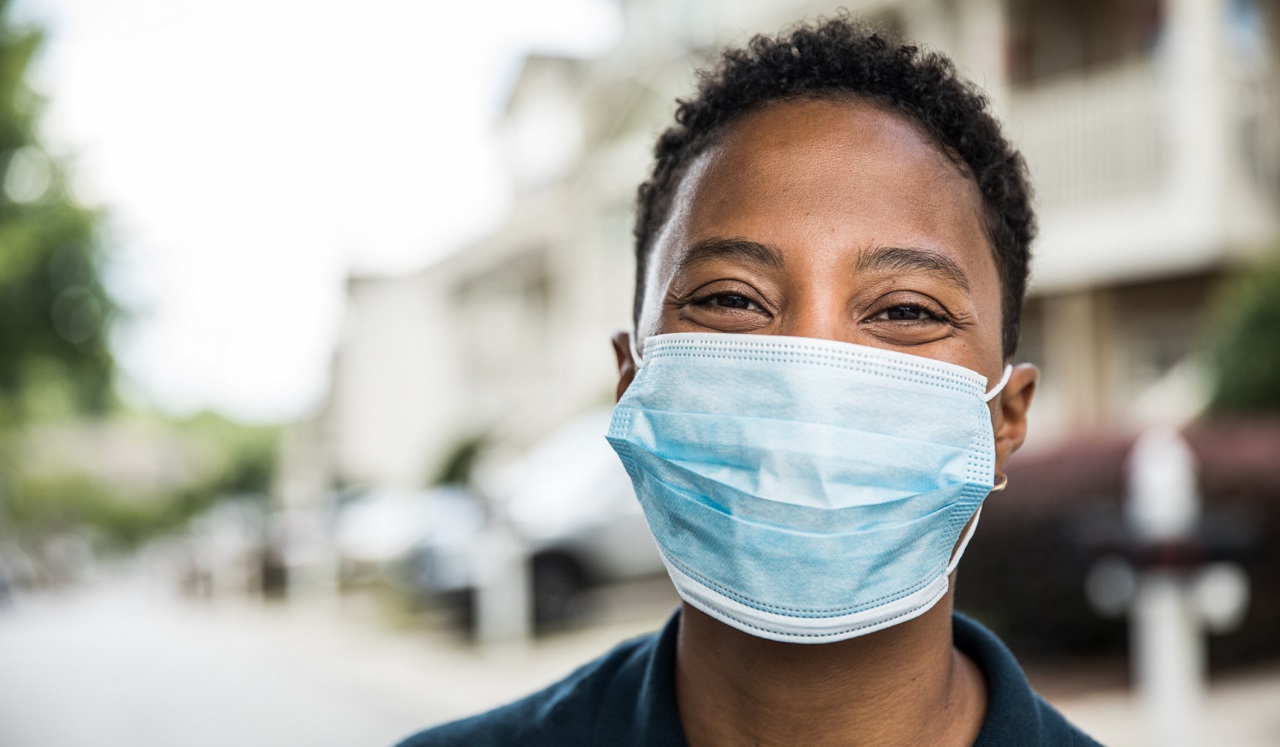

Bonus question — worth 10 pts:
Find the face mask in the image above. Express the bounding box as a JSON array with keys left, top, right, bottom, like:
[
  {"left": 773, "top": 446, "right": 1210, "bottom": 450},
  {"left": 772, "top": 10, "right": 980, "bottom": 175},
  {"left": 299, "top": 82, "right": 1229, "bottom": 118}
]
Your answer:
[{"left": 607, "top": 332, "right": 1011, "bottom": 643}]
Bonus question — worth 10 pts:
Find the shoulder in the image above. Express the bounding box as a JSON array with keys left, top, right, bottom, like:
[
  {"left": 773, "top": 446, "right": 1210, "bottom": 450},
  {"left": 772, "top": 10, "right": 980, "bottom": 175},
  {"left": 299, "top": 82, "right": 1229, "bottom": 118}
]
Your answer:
[
  {"left": 954, "top": 613, "right": 1105, "bottom": 747},
  {"left": 393, "top": 624, "right": 669, "bottom": 747}
]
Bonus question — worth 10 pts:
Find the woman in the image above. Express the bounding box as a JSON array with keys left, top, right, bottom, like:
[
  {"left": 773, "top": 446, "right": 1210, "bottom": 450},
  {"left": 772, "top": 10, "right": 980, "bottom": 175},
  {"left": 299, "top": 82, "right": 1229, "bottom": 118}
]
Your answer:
[{"left": 399, "top": 16, "right": 1100, "bottom": 746}]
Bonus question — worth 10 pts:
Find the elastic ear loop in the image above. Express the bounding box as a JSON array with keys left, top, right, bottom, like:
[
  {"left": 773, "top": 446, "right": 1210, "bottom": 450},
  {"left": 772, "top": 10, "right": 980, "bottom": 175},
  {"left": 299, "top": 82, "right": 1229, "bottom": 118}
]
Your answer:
[
  {"left": 629, "top": 333, "right": 648, "bottom": 370},
  {"left": 983, "top": 364, "right": 1013, "bottom": 403},
  {"left": 946, "top": 507, "right": 983, "bottom": 575},
  {"left": 954, "top": 366, "right": 1012, "bottom": 573}
]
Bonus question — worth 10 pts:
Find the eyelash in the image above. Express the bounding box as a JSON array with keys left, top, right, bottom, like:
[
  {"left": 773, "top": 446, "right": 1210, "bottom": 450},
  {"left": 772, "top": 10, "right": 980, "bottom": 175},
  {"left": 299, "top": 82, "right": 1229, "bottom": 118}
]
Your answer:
[
  {"left": 687, "top": 291, "right": 953, "bottom": 328},
  {"left": 692, "top": 291, "right": 764, "bottom": 312},
  {"left": 871, "top": 302, "right": 950, "bottom": 324}
]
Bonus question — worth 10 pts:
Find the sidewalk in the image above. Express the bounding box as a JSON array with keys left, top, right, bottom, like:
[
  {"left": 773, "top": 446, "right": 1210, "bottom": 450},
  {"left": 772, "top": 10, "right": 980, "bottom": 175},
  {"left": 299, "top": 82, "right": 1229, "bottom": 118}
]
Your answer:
[
  {"left": 1052, "top": 665, "right": 1280, "bottom": 747},
  {"left": 0, "top": 573, "right": 678, "bottom": 747}
]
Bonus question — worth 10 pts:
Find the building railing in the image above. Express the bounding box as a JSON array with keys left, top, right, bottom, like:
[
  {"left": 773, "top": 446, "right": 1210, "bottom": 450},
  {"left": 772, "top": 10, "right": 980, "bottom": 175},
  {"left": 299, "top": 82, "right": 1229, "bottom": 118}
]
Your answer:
[
  {"left": 1010, "top": 55, "right": 1280, "bottom": 218},
  {"left": 1008, "top": 58, "right": 1165, "bottom": 210},
  {"left": 1239, "top": 71, "right": 1280, "bottom": 203}
]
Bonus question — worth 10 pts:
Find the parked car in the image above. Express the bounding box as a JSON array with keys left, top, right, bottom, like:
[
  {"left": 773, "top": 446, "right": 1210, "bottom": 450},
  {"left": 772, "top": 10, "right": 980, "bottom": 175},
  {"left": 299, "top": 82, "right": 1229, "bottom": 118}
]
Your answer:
[
  {"left": 403, "top": 409, "right": 665, "bottom": 630},
  {"left": 333, "top": 485, "right": 478, "bottom": 587}
]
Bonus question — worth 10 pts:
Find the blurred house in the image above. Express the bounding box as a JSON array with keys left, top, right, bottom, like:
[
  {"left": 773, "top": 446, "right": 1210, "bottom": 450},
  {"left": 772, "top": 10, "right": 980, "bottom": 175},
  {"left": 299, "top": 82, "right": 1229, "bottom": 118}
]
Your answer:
[
  {"left": 1004, "top": 0, "right": 1278, "bottom": 437},
  {"left": 291, "top": 0, "right": 1280, "bottom": 499}
]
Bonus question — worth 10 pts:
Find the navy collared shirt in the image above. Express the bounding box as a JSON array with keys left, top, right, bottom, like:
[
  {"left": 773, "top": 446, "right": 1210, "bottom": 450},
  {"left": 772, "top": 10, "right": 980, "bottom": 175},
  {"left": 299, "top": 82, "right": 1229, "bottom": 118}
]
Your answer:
[{"left": 395, "top": 612, "right": 1103, "bottom": 746}]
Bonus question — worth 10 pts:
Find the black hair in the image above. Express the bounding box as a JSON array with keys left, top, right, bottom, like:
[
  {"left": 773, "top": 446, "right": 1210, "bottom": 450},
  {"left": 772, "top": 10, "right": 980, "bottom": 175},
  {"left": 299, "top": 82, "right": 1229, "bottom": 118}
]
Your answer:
[{"left": 632, "top": 15, "right": 1035, "bottom": 356}]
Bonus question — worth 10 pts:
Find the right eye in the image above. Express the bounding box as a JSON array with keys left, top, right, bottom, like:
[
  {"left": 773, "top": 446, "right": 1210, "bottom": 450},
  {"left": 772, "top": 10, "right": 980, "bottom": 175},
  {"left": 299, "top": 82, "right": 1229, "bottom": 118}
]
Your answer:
[{"left": 678, "top": 285, "right": 773, "bottom": 333}]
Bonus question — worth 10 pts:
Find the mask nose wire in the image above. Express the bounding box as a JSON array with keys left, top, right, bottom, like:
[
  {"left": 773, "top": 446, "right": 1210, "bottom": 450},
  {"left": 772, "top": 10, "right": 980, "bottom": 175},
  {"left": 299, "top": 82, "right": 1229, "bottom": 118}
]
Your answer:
[
  {"left": 636, "top": 334, "right": 1011, "bottom": 394},
  {"left": 983, "top": 364, "right": 1013, "bottom": 403}
]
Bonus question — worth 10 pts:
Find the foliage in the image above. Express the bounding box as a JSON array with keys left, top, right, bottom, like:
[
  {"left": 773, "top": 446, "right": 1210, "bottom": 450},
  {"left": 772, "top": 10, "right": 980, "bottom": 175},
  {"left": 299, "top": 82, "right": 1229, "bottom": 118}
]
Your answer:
[
  {"left": 0, "top": 5, "right": 283, "bottom": 552},
  {"left": 5, "top": 473, "right": 168, "bottom": 549},
  {"left": 1208, "top": 249, "right": 1280, "bottom": 415},
  {"left": 0, "top": 412, "right": 279, "bottom": 549},
  {"left": 0, "top": 1, "right": 113, "bottom": 426},
  {"left": 433, "top": 434, "right": 485, "bottom": 486},
  {"left": 174, "top": 410, "right": 280, "bottom": 496}
]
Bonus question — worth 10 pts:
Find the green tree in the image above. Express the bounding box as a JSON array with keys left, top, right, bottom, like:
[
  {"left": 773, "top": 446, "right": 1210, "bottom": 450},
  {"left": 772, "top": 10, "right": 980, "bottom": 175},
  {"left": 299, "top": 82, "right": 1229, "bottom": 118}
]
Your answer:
[
  {"left": 0, "top": 0, "right": 113, "bottom": 426},
  {"left": 1208, "top": 248, "right": 1280, "bottom": 415}
]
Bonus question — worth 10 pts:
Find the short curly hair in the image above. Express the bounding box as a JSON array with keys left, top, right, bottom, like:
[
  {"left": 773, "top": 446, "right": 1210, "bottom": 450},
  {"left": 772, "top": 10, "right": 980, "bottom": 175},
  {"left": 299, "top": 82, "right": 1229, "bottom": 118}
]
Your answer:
[{"left": 633, "top": 15, "right": 1035, "bottom": 356}]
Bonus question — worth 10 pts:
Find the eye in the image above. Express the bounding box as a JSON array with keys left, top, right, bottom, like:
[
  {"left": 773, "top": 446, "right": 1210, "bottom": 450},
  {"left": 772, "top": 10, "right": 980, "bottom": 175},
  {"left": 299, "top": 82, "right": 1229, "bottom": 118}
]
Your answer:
[
  {"left": 860, "top": 293, "right": 963, "bottom": 347},
  {"left": 699, "top": 292, "right": 761, "bottom": 311},
  {"left": 677, "top": 284, "right": 773, "bottom": 333},
  {"left": 873, "top": 303, "right": 943, "bottom": 323}
]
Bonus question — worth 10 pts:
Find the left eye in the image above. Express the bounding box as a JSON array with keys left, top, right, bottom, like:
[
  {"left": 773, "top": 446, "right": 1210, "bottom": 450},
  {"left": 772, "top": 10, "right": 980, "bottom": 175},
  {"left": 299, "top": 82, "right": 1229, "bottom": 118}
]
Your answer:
[
  {"left": 877, "top": 304, "right": 936, "bottom": 321},
  {"left": 711, "top": 294, "right": 754, "bottom": 309},
  {"left": 696, "top": 293, "right": 761, "bottom": 311}
]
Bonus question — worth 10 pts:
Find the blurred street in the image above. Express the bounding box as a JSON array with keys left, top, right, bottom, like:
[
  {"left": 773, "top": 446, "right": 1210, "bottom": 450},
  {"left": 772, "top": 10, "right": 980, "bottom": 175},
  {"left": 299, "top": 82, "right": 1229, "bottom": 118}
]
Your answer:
[
  {"left": 0, "top": 570, "right": 676, "bottom": 747},
  {"left": 2, "top": 570, "right": 1280, "bottom": 747}
]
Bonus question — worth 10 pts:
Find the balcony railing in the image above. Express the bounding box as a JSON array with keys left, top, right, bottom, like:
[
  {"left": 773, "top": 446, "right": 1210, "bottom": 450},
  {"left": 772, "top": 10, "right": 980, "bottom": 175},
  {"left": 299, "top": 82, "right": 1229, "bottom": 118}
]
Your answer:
[
  {"left": 1008, "top": 58, "right": 1165, "bottom": 210},
  {"left": 1239, "top": 72, "right": 1280, "bottom": 202}
]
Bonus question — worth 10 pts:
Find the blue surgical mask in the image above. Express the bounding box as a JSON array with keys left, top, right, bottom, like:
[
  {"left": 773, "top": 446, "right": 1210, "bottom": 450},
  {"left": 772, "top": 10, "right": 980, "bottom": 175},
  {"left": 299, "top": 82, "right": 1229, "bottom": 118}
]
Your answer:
[{"left": 607, "top": 332, "right": 1011, "bottom": 643}]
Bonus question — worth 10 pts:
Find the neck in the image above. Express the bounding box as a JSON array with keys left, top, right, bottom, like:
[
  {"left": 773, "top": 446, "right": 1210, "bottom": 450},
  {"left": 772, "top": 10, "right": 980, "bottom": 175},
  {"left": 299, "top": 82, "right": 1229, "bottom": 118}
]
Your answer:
[{"left": 674, "top": 595, "right": 987, "bottom": 747}]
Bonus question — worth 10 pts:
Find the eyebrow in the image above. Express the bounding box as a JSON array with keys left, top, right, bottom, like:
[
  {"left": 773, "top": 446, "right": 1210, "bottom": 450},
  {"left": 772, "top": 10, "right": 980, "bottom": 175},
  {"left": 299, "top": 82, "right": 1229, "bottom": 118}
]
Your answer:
[
  {"left": 854, "top": 246, "right": 971, "bottom": 293},
  {"left": 675, "top": 237, "right": 785, "bottom": 274}
]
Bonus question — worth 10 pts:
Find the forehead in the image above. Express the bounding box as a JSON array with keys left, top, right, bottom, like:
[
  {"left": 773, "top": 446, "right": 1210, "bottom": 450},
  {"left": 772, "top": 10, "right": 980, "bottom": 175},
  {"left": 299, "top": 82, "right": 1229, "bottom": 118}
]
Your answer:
[{"left": 652, "top": 97, "right": 991, "bottom": 281}]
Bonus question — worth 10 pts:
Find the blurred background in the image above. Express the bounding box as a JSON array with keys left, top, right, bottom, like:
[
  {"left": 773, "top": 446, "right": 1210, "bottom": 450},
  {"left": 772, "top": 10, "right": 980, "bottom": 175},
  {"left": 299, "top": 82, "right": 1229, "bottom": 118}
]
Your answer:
[{"left": 1, "top": 0, "right": 1279, "bottom": 745}]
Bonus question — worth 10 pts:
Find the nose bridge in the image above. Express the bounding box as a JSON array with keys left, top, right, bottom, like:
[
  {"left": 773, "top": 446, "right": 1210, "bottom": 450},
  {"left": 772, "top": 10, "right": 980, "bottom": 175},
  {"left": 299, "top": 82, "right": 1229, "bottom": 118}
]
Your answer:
[{"left": 776, "top": 280, "right": 850, "bottom": 343}]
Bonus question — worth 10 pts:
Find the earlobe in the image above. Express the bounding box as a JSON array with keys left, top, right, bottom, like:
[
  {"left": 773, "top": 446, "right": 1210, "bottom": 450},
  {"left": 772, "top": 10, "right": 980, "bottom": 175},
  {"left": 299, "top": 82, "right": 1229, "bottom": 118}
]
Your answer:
[
  {"left": 611, "top": 330, "right": 638, "bottom": 402},
  {"left": 994, "top": 363, "right": 1038, "bottom": 472}
]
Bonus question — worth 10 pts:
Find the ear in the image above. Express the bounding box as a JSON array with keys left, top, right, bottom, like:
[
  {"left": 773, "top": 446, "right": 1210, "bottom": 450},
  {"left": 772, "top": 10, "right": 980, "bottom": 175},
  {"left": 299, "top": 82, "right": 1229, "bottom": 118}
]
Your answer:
[
  {"left": 611, "top": 330, "right": 639, "bottom": 402},
  {"left": 994, "top": 363, "right": 1038, "bottom": 475}
]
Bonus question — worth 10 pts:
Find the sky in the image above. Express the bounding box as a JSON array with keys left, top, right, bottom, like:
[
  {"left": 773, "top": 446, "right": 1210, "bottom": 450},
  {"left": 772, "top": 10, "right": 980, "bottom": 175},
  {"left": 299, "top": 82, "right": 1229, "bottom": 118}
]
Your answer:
[{"left": 14, "top": 0, "right": 620, "bottom": 423}]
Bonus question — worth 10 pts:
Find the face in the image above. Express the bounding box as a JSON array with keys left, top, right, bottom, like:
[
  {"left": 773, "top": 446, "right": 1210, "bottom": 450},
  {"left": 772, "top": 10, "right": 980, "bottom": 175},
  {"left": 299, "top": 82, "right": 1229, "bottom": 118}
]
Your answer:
[{"left": 613, "top": 97, "right": 1037, "bottom": 475}]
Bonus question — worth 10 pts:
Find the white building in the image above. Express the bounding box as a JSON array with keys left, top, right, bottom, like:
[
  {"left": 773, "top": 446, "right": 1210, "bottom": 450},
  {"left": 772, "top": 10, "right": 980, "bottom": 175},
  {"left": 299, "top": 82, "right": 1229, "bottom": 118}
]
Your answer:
[{"left": 297, "top": 0, "right": 1280, "bottom": 497}]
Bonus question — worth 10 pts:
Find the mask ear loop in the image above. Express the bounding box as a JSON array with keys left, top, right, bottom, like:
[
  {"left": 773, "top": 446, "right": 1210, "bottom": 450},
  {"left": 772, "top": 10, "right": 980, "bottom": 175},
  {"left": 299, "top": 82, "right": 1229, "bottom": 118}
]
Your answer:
[
  {"left": 950, "top": 367, "right": 1012, "bottom": 576},
  {"left": 946, "top": 507, "right": 983, "bottom": 575},
  {"left": 983, "top": 364, "right": 1013, "bottom": 403},
  {"left": 629, "top": 333, "right": 648, "bottom": 370}
]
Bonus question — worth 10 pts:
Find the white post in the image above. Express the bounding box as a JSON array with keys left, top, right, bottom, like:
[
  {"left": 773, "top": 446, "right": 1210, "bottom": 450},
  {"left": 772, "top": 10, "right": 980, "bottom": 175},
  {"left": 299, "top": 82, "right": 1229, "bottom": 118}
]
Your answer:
[
  {"left": 1126, "top": 427, "right": 1203, "bottom": 747},
  {"left": 472, "top": 515, "right": 531, "bottom": 648},
  {"left": 1132, "top": 572, "right": 1204, "bottom": 747}
]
